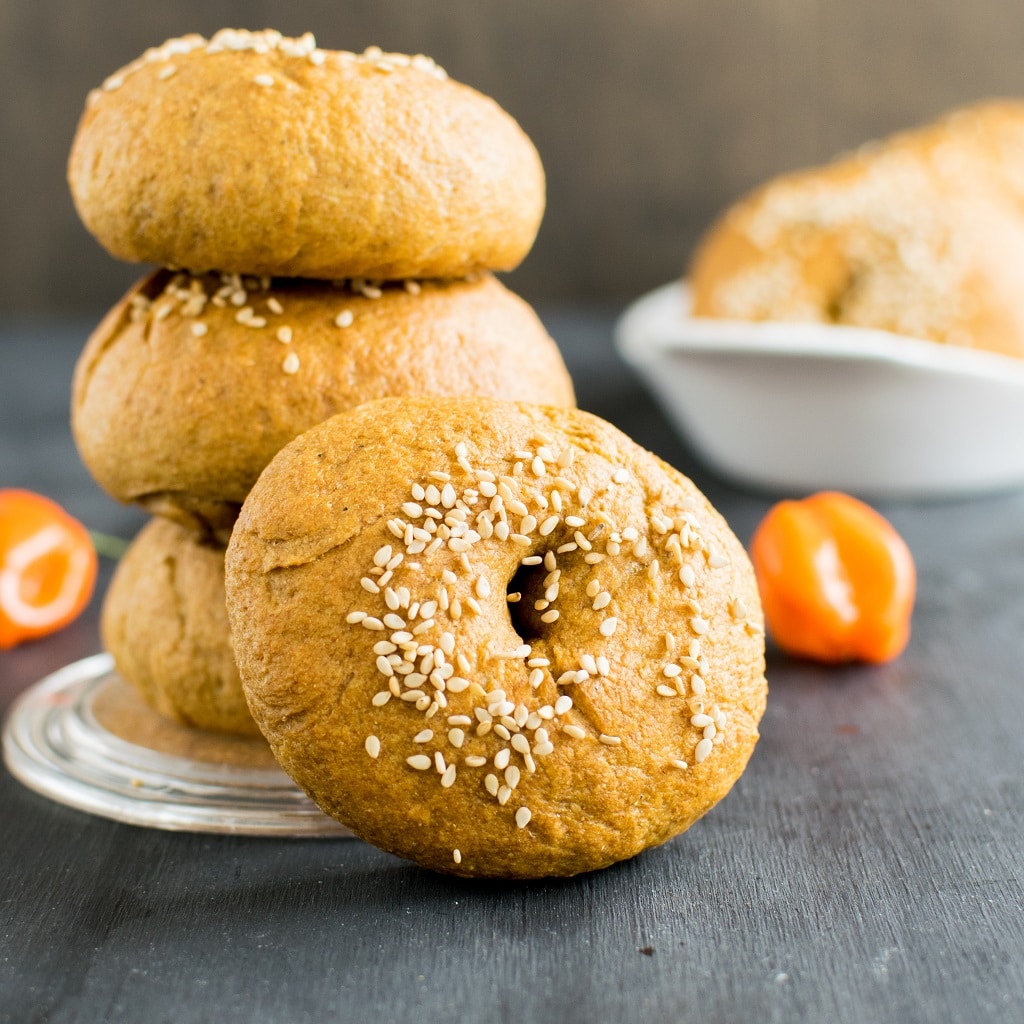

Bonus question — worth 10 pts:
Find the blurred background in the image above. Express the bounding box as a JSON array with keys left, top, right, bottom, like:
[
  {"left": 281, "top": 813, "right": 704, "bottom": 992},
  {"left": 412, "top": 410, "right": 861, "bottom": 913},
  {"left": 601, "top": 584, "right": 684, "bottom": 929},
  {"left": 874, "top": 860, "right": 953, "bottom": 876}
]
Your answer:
[{"left": 4, "top": 0, "right": 1024, "bottom": 315}]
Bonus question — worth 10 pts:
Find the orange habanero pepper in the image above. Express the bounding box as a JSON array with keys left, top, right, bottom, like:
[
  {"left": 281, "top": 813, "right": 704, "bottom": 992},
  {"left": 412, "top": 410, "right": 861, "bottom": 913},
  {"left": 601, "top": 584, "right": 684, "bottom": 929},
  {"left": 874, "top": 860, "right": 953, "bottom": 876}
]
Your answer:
[
  {"left": 0, "top": 489, "right": 98, "bottom": 650},
  {"left": 749, "top": 491, "right": 915, "bottom": 664}
]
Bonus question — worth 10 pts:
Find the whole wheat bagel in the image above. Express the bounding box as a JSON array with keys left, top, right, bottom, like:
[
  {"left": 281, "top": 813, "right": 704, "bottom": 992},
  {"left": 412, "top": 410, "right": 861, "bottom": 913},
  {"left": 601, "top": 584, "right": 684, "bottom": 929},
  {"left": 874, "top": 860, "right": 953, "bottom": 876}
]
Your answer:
[
  {"left": 72, "top": 271, "right": 574, "bottom": 541},
  {"left": 689, "top": 101, "right": 1024, "bottom": 358},
  {"left": 226, "top": 398, "right": 767, "bottom": 878},
  {"left": 102, "top": 518, "right": 257, "bottom": 737},
  {"left": 68, "top": 30, "right": 545, "bottom": 280}
]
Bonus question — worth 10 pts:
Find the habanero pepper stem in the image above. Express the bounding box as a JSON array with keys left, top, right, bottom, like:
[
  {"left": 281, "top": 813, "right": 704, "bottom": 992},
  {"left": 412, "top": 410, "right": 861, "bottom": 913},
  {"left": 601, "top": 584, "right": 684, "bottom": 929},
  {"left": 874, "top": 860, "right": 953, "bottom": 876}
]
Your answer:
[{"left": 749, "top": 491, "right": 916, "bottom": 664}]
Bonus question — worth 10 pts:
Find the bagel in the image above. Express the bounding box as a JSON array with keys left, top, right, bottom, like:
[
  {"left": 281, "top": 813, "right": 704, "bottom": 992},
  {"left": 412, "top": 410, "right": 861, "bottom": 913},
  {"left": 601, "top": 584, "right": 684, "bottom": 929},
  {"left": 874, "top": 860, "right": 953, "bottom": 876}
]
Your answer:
[
  {"left": 689, "top": 101, "right": 1024, "bottom": 358},
  {"left": 225, "top": 398, "right": 767, "bottom": 878},
  {"left": 72, "top": 271, "right": 575, "bottom": 541},
  {"left": 68, "top": 30, "right": 544, "bottom": 280},
  {"left": 102, "top": 518, "right": 258, "bottom": 737}
]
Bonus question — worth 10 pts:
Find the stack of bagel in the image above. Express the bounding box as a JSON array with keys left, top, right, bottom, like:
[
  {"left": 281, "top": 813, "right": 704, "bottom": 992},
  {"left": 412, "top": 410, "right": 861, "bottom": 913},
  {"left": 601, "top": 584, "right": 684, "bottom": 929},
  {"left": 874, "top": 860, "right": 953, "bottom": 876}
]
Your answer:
[
  {"left": 68, "top": 29, "right": 575, "bottom": 736},
  {"left": 69, "top": 29, "right": 768, "bottom": 879}
]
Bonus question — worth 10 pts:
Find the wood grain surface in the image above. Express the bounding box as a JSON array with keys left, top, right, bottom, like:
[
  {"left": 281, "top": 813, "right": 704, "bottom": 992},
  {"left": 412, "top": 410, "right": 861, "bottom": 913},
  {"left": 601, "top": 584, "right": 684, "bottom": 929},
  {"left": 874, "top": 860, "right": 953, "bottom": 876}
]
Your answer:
[
  {"left": 6, "top": 1, "right": 1024, "bottom": 311},
  {"left": 1, "top": 316, "right": 1023, "bottom": 1023}
]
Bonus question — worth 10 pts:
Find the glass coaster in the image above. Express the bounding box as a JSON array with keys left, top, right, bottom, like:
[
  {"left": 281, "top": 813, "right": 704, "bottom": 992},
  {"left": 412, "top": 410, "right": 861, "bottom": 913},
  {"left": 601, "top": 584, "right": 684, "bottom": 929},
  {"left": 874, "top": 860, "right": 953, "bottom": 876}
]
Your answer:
[{"left": 2, "top": 653, "right": 353, "bottom": 837}]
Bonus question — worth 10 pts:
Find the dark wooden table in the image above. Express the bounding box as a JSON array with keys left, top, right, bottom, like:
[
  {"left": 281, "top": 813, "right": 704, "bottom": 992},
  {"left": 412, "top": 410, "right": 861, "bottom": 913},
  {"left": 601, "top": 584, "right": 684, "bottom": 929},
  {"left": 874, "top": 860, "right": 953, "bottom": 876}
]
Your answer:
[{"left": 2, "top": 312, "right": 1022, "bottom": 1024}]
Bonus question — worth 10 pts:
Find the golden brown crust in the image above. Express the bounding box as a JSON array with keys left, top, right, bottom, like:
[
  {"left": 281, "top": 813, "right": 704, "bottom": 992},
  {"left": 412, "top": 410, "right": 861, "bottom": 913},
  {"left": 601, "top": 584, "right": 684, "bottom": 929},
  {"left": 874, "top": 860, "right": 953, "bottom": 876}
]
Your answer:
[
  {"left": 68, "top": 31, "right": 544, "bottom": 280},
  {"left": 102, "top": 518, "right": 259, "bottom": 737},
  {"left": 225, "top": 398, "right": 766, "bottom": 878},
  {"left": 72, "top": 271, "right": 575, "bottom": 541},
  {"left": 689, "top": 101, "right": 1024, "bottom": 358}
]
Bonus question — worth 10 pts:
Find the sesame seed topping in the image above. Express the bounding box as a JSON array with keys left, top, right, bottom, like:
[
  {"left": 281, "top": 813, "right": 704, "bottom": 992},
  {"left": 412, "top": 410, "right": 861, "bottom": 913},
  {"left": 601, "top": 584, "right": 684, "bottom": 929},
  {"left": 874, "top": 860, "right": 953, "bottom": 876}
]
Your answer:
[
  {"left": 599, "top": 617, "right": 618, "bottom": 636},
  {"left": 282, "top": 352, "right": 300, "bottom": 374},
  {"left": 276, "top": 326, "right": 293, "bottom": 343},
  {"left": 190, "top": 322, "right": 208, "bottom": 337},
  {"left": 599, "top": 734, "right": 622, "bottom": 746},
  {"left": 406, "top": 755, "right": 431, "bottom": 770},
  {"left": 334, "top": 310, "right": 354, "bottom": 328},
  {"left": 554, "top": 695, "right": 573, "bottom": 715},
  {"left": 515, "top": 807, "right": 532, "bottom": 829},
  {"left": 453, "top": 848, "right": 462, "bottom": 864},
  {"left": 254, "top": 73, "right": 274, "bottom": 86},
  {"left": 563, "top": 724, "right": 586, "bottom": 740},
  {"left": 365, "top": 735, "right": 381, "bottom": 758},
  {"left": 690, "top": 617, "right": 710, "bottom": 635},
  {"left": 695, "top": 738, "right": 713, "bottom": 763},
  {"left": 672, "top": 759, "right": 689, "bottom": 770}
]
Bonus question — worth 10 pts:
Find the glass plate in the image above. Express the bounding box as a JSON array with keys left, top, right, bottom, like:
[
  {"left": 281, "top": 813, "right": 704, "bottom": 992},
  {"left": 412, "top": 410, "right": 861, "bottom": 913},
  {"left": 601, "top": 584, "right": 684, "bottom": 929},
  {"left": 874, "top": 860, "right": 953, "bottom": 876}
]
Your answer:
[{"left": 2, "top": 653, "right": 353, "bottom": 837}]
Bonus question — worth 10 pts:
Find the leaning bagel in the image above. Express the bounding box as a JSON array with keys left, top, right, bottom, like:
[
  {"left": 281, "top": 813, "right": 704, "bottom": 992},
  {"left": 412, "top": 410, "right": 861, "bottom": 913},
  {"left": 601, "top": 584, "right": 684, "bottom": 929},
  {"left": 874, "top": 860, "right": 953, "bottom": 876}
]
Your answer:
[
  {"left": 226, "top": 398, "right": 767, "bottom": 878},
  {"left": 102, "top": 518, "right": 258, "bottom": 737},
  {"left": 72, "top": 271, "right": 574, "bottom": 541},
  {"left": 68, "top": 30, "right": 544, "bottom": 280}
]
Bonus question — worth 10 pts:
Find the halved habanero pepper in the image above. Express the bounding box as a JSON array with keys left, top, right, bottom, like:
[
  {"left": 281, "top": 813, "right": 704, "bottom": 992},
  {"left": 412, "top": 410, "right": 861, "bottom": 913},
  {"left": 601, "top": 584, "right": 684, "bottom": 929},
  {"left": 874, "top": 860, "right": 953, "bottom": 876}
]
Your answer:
[{"left": 0, "top": 489, "right": 98, "bottom": 650}]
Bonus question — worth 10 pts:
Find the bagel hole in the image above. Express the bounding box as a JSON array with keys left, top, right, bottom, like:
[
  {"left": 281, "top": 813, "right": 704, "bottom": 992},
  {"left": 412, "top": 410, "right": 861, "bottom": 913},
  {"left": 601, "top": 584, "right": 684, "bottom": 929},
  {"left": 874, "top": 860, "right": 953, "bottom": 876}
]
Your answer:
[{"left": 506, "top": 562, "right": 548, "bottom": 643}]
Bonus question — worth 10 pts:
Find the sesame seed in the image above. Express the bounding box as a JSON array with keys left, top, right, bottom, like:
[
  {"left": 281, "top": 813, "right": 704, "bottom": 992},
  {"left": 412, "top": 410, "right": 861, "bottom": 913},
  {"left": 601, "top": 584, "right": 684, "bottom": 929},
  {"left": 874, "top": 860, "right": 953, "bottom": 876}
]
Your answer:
[
  {"left": 475, "top": 577, "right": 491, "bottom": 599},
  {"left": 276, "top": 326, "right": 293, "bottom": 343},
  {"left": 371, "top": 691, "right": 390, "bottom": 707},
  {"left": 158, "top": 65, "right": 177, "bottom": 80},
  {"left": 190, "top": 322, "right": 208, "bottom": 337},
  {"left": 691, "top": 714, "right": 714, "bottom": 728},
  {"left": 554, "top": 695, "right": 573, "bottom": 715},
  {"left": 599, "top": 734, "right": 622, "bottom": 746},
  {"left": 656, "top": 684, "right": 677, "bottom": 698},
  {"left": 600, "top": 617, "right": 618, "bottom": 636},
  {"left": 538, "top": 515, "right": 559, "bottom": 536},
  {"left": 563, "top": 724, "right": 586, "bottom": 740},
  {"left": 592, "top": 592, "right": 611, "bottom": 611},
  {"left": 464, "top": 755, "right": 487, "bottom": 768},
  {"left": 691, "top": 617, "right": 710, "bottom": 635},
  {"left": 413, "top": 729, "right": 434, "bottom": 743},
  {"left": 361, "top": 617, "right": 385, "bottom": 631},
  {"left": 663, "top": 663, "right": 682, "bottom": 678},
  {"left": 672, "top": 759, "right": 689, "bottom": 770},
  {"left": 360, "top": 577, "right": 380, "bottom": 594},
  {"left": 540, "top": 609, "right": 560, "bottom": 623},
  {"left": 453, "top": 848, "right": 462, "bottom": 864},
  {"left": 405, "top": 279, "right": 422, "bottom": 295},
  {"left": 515, "top": 807, "right": 532, "bottom": 828},
  {"left": 254, "top": 73, "right": 275, "bottom": 86},
  {"left": 484, "top": 774, "right": 500, "bottom": 796},
  {"left": 365, "top": 735, "right": 381, "bottom": 758},
  {"left": 282, "top": 352, "right": 300, "bottom": 374},
  {"left": 406, "top": 755, "right": 431, "bottom": 770},
  {"left": 707, "top": 550, "right": 730, "bottom": 568},
  {"left": 695, "top": 738, "right": 713, "bottom": 763},
  {"left": 691, "top": 675, "right": 707, "bottom": 695},
  {"left": 334, "top": 310, "right": 354, "bottom": 328}
]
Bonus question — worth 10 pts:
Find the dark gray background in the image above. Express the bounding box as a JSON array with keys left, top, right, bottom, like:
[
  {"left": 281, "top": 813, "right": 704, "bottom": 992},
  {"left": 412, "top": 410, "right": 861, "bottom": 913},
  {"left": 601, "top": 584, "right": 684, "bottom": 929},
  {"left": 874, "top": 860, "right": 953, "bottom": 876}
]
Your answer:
[
  {"left": 5, "top": 0, "right": 1024, "bottom": 313},
  {"left": 3, "top": 316, "right": 1023, "bottom": 1024}
]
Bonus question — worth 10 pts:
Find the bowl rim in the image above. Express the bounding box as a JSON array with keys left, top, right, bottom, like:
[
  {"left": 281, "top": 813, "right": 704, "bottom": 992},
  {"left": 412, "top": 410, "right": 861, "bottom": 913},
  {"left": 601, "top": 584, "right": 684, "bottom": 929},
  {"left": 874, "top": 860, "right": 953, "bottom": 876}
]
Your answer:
[{"left": 617, "top": 282, "right": 1024, "bottom": 386}]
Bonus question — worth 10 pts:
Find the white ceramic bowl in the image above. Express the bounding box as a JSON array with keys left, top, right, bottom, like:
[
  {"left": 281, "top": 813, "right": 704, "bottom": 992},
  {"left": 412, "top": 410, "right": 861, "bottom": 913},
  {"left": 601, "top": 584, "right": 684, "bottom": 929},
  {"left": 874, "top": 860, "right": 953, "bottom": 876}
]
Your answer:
[{"left": 615, "top": 282, "right": 1024, "bottom": 498}]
